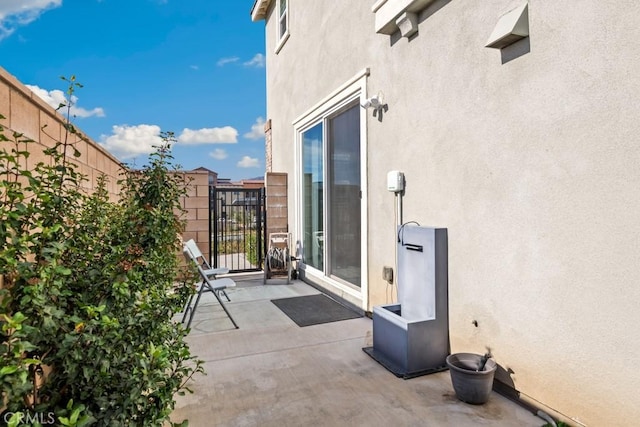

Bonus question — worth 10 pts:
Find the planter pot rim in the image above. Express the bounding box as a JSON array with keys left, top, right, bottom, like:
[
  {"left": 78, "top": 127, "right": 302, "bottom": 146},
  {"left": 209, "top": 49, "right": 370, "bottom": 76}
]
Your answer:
[
  {"left": 446, "top": 353, "right": 497, "bottom": 404},
  {"left": 446, "top": 353, "right": 497, "bottom": 374}
]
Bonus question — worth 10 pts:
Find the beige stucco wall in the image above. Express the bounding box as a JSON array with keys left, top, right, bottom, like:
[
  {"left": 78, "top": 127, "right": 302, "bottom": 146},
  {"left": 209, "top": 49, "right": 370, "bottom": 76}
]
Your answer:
[
  {"left": 0, "top": 67, "right": 124, "bottom": 198},
  {"left": 259, "top": 0, "right": 640, "bottom": 425}
]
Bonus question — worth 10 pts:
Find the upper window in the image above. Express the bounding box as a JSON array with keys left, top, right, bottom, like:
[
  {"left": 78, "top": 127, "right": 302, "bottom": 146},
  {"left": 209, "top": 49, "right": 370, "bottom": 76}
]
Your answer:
[
  {"left": 275, "top": 0, "right": 290, "bottom": 53},
  {"left": 279, "top": 0, "right": 287, "bottom": 37}
]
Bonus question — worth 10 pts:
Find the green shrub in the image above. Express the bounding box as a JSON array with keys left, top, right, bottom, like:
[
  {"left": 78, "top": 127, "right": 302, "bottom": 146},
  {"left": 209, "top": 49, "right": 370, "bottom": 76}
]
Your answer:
[
  {"left": 245, "top": 231, "right": 260, "bottom": 267},
  {"left": 216, "top": 231, "right": 260, "bottom": 268},
  {"left": 0, "top": 76, "right": 201, "bottom": 426}
]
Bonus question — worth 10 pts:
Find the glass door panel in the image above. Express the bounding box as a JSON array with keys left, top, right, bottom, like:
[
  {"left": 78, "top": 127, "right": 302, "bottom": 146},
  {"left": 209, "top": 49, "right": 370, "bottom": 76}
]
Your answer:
[
  {"left": 328, "top": 104, "right": 361, "bottom": 287},
  {"left": 302, "top": 123, "right": 324, "bottom": 271}
]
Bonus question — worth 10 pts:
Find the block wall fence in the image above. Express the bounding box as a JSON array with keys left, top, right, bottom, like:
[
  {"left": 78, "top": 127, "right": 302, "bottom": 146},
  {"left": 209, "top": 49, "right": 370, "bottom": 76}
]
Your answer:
[
  {"left": 179, "top": 170, "right": 214, "bottom": 266},
  {"left": 0, "top": 67, "right": 125, "bottom": 198},
  {"left": 0, "top": 66, "right": 211, "bottom": 262}
]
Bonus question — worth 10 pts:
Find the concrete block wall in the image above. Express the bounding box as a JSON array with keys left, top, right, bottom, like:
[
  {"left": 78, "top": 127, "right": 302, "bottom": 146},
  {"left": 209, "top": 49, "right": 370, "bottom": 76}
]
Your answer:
[
  {"left": 0, "top": 66, "right": 224, "bottom": 273},
  {"left": 265, "top": 119, "right": 272, "bottom": 172},
  {"left": 179, "top": 170, "right": 213, "bottom": 265},
  {"left": 265, "top": 172, "right": 288, "bottom": 240},
  {"left": 0, "top": 67, "right": 124, "bottom": 198}
]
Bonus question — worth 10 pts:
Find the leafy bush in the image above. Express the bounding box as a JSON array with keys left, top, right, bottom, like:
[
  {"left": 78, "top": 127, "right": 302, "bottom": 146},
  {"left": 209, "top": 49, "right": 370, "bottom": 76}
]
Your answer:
[
  {"left": 244, "top": 231, "right": 260, "bottom": 267},
  {"left": 216, "top": 230, "right": 260, "bottom": 267},
  {"left": 0, "top": 77, "right": 201, "bottom": 426}
]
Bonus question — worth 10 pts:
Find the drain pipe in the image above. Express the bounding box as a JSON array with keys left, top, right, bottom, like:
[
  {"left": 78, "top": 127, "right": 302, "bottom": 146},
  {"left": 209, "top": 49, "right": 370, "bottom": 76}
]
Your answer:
[
  {"left": 394, "top": 191, "right": 402, "bottom": 302},
  {"left": 395, "top": 186, "right": 403, "bottom": 225},
  {"left": 387, "top": 170, "right": 405, "bottom": 224},
  {"left": 493, "top": 382, "right": 583, "bottom": 427}
]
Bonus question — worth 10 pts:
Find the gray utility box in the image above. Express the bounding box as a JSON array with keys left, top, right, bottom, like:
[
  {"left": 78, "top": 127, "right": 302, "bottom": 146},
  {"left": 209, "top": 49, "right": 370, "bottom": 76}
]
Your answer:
[{"left": 364, "top": 225, "right": 449, "bottom": 378}]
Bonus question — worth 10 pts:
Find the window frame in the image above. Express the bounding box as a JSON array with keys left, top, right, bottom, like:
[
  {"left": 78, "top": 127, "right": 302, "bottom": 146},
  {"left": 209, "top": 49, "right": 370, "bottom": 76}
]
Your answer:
[
  {"left": 275, "top": 0, "right": 290, "bottom": 54},
  {"left": 292, "top": 69, "right": 370, "bottom": 308}
]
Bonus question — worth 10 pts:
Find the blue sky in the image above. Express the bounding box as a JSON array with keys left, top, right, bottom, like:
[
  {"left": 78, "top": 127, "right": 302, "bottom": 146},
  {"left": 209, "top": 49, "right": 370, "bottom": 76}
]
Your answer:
[{"left": 0, "top": 0, "right": 266, "bottom": 180}]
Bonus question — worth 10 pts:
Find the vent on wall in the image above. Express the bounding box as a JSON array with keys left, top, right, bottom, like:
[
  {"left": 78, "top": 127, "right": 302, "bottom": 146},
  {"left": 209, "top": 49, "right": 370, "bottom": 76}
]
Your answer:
[{"left": 485, "top": 2, "right": 529, "bottom": 49}]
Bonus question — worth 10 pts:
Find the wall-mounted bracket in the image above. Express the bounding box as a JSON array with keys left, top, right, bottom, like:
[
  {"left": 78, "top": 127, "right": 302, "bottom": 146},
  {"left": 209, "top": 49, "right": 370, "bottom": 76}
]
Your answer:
[{"left": 396, "top": 12, "right": 418, "bottom": 38}]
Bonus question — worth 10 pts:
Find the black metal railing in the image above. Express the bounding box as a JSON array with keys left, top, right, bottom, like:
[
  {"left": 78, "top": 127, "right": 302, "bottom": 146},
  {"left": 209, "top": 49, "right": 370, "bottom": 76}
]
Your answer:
[{"left": 210, "top": 187, "right": 265, "bottom": 272}]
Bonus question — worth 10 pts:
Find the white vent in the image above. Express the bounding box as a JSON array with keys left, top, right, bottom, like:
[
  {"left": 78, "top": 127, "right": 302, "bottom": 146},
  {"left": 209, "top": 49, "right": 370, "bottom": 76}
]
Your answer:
[{"left": 485, "top": 3, "right": 529, "bottom": 49}]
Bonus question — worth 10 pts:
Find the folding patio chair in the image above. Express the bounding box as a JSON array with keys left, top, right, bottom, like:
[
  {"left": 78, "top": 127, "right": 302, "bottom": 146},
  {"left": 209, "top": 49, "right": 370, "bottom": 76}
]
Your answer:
[
  {"left": 183, "top": 238, "right": 232, "bottom": 301},
  {"left": 181, "top": 247, "right": 239, "bottom": 329}
]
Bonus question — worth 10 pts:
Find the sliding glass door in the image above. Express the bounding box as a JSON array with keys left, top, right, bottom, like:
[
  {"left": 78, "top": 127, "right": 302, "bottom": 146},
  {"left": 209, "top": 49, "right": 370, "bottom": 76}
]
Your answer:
[
  {"left": 302, "top": 123, "right": 324, "bottom": 271},
  {"left": 328, "top": 104, "right": 361, "bottom": 286},
  {"left": 301, "top": 103, "right": 361, "bottom": 287}
]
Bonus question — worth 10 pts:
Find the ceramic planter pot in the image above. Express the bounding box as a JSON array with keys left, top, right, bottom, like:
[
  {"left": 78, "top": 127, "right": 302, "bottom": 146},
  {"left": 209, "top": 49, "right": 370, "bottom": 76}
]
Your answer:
[{"left": 446, "top": 353, "right": 497, "bottom": 404}]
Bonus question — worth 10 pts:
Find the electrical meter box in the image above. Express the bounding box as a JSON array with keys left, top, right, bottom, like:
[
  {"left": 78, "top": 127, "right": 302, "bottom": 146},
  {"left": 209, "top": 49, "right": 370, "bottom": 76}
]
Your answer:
[{"left": 387, "top": 170, "right": 404, "bottom": 192}]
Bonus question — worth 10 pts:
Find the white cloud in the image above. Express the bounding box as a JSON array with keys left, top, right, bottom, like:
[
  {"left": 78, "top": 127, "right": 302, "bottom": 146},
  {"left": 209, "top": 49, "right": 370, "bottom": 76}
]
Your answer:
[
  {"left": 99, "top": 124, "right": 162, "bottom": 160},
  {"left": 190, "top": 65, "right": 199, "bottom": 70},
  {"left": 217, "top": 56, "right": 239, "bottom": 67},
  {"left": 27, "top": 84, "right": 105, "bottom": 118},
  {"left": 0, "top": 0, "right": 61, "bottom": 40},
  {"left": 243, "top": 53, "right": 265, "bottom": 68},
  {"left": 237, "top": 156, "right": 259, "bottom": 168},
  {"left": 209, "top": 149, "right": 227, "bottom": 160},
  {"left": 178, "top": 127, "right": 238, "bottom": 145},
  {"left": 243, "top": 117, "right": 265, "bottom": 140}
]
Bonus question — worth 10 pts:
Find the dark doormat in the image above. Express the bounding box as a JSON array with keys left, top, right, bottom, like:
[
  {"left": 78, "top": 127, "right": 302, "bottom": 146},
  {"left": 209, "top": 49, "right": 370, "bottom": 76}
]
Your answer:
[{"left": 271, "top": 294, "right": 362, "bottom": 327}]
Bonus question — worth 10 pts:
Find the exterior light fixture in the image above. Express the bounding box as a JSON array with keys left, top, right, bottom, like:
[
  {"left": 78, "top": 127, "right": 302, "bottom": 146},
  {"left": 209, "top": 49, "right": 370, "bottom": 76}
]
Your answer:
[{"left": 361, "top": 92, "right": 388, "bottom": 121}]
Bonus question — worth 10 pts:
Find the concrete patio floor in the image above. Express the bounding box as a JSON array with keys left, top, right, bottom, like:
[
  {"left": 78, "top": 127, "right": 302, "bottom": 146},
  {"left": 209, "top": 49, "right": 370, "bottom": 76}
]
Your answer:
[{"left": 171, "top": 274, "right": 544, "bottom": 427}]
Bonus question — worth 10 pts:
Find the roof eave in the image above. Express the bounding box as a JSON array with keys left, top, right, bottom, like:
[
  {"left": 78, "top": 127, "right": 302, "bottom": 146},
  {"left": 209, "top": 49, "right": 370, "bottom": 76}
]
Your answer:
[{"left": 250, "top": 0, "right": 272, "bottom": 22}]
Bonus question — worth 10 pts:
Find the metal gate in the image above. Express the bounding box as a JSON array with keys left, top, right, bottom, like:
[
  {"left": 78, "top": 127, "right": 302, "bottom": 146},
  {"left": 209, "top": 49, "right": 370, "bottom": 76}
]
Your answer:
[{"left": 210, "top": 187, "right": 265, "bottom": 273}]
